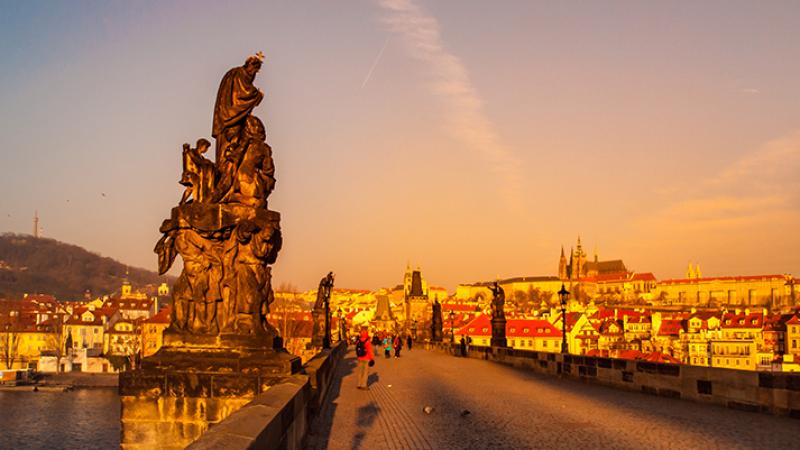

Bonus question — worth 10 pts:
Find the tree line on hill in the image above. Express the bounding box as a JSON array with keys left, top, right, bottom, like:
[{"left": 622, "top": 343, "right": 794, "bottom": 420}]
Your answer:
[{"left": 0, "top": 233, "right": 170, "bottom": 300}]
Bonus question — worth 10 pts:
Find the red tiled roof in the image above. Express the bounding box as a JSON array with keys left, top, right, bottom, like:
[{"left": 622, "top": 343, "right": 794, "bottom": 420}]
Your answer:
[
  {"left": 631, "top": 272, "right": 657, "bottom": 282},
  {"left": 642, "top": 352, "right": 681, "bottom": 364},
  {"left": 597, "top": 319, "right": 623, "bottom": 335},
  {"left": 721, "top": 312, "right": 764, "bottom": 329},
  {"left": 457, "top": 315, "right": 492, "bottom": 337},
  {"left": 457, "top": 316, "right": 563, "bottom": 338},
  {"left": 442, "top": 303, "right": 479, "bottom": 313},
  {"left": 104, "top": 299, "right": 152, "bottom": 310},
  {"left": 658, "top": 320, "right": 684, "bottom": 336},
  {"left": 143, "top": 306, "right": 171, "bottom": 325},
  {"left": 591, "top": 272, "right": 630, "bottom": 283},
  {"left": 506, "top": 319, "right": 561, "bottom": 338}
]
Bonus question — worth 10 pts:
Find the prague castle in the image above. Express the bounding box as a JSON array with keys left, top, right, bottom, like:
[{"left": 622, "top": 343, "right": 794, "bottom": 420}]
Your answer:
[{"left": 558, "top": 236, "right": 627, "bottom": 281}]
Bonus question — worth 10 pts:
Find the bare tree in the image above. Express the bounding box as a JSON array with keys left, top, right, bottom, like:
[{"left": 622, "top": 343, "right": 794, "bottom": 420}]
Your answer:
[
  {"left": 44, "top": 313, "right": 68, "bottom": 373},
  {"left": 1, "top": 325, "right": 20, "bottom": 370}
]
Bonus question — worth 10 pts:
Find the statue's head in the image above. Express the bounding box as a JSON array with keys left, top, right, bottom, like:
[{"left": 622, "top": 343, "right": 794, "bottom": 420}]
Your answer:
[
  {"left": 244, "top": 116, "right": 266, "bottom": 141},
  {"left": 196, "top": 138, "right": 211, "bottom": 154},
  {"left": 244, "top": 51, "right": 264, "bottom": 76}
]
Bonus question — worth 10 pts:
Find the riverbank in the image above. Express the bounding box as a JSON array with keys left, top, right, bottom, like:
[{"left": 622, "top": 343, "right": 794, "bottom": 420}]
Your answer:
[
  {"left": 41, "top": 372, "right": 119, "bottom": 388},
  {"left": 0, "top": 372, "right": 120, "bottom": 392},
  {"left": 0, "top": 372, "right": 119, "bottom": 392}
]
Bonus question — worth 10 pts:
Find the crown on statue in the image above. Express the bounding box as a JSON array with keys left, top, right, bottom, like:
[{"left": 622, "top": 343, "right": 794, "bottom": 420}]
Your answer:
[{"left": 246, "top": 51, "right": 265, "bottom": 64}]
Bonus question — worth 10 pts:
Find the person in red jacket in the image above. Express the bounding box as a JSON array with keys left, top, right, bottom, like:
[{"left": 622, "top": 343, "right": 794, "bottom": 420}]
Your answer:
[{"left": 356, "top": 327, "right": 374, "bottom": 390}]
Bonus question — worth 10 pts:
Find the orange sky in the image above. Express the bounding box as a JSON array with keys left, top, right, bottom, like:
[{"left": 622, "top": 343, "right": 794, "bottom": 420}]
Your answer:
[{"left": 1, "top": 1, "right": 798, "bottom": 292}]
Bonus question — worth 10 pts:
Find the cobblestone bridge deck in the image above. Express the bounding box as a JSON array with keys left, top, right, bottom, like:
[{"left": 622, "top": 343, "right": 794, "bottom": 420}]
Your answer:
[{"left": 307, "top": 347, "right": 797, "bottom": 450}]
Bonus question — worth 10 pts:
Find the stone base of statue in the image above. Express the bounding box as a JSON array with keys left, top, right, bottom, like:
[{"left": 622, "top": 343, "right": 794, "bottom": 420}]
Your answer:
[
  {"left": 120, "top": 201, "right": 296, "bottom": 448},
  {"left": 491, "top": 317, "right": 507, "bottom": 348},
  {"left": 431, "top": 325, "right": 443, "bottom": 342},
  {"left": 311, "top": 307, "right": 326, "bottom": 348},
  {"left": 120, "top": 329, "right": 301, "bottom": 449}
]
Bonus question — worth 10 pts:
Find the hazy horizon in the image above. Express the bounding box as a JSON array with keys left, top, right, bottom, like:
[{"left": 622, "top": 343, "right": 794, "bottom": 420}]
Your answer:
[{"left": 1, "top": 1, "right": 799, "bottom": 291}]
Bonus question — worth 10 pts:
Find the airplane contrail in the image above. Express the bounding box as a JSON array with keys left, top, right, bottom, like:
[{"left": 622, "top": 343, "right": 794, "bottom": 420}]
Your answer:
[{"left": 361, "top": 37, "right": 390, "bottom": 89}]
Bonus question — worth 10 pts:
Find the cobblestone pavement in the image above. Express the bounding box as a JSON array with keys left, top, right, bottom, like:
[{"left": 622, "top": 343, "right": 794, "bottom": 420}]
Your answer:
[{"left": 307, "top": 348, "right": 798, "bottom": 450}]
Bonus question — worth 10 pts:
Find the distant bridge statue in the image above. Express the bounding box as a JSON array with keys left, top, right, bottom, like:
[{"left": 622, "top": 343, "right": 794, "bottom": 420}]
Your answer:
[
  {"left": 431, "top": 299, "right": 443, "bottom": 342},
  {"left": 312, "top": 271, "right": 335, "bottom": 349},
  {"left": 488, "top": 282, "right": 507, "bottom": 347}
]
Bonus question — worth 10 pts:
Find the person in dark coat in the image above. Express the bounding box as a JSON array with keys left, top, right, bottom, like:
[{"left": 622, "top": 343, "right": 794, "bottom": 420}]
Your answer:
[{"left": 394, "top": 334, "right": 403, "bottom": 358}]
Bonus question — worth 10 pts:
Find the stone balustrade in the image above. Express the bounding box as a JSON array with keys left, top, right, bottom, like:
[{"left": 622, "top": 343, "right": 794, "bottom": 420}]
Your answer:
[
  {"left": 424, "top": 341, "right": 800, "bottom": 418},
  {"left": 188, "top": 341, "right": 347, "bottom": 450}
]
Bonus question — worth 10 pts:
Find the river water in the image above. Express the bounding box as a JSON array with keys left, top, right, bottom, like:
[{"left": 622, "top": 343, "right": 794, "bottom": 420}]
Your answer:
[{"left": 0, "top": 389, "right": 119, "bottom": 449}]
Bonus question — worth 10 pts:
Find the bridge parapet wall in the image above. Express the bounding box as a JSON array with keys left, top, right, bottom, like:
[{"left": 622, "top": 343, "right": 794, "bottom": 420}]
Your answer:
[
  {"left": 188, "top": 342, "right": 347, "bottom": 450},
  {"left": 424, "top": 341, "right": 800, "bottom": 418}
]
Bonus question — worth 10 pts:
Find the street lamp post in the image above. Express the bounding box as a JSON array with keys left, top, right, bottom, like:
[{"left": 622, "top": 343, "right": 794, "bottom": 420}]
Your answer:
[
  {"left": 323, "top": 298, "right": 331, "bottom": 349},
  {"left": 336, "top": 308, "right": 343, "bottom": 342},
  {"left": 558, "top": 283, "right": 570, "bottom": 354},
  {"left": 449, "top": 311, "right": 456, "bottom": 344}
]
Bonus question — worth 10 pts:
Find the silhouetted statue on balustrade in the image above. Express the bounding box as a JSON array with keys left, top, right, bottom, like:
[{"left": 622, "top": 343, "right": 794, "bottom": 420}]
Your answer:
[
  {"left": 488, "top": 282, "right": 507, "bottom": 347},
  {"left": 431, "top": 299, "right": 443, "bottom": 342}
]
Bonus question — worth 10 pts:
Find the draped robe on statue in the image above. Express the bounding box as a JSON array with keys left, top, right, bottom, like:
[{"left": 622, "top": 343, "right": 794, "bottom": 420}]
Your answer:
[{"left": 212, "top": 65, "right": 264, "bottom": 163}]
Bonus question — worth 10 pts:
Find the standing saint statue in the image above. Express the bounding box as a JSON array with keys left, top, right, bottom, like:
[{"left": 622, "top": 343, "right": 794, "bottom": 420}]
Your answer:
[
  {"left": 212, "top": 52, "right": 265, "bottom": 164},
  {"left": 488, "top": 282, "right": 506, "bottom": 320},
  {"left": 487, "top": 282, "right": 507, "bottom": 347}
]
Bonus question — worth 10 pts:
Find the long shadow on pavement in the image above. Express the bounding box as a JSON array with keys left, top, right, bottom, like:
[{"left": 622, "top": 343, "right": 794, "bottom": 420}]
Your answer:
[
  {"left": 351, "top": 402, "right": 380, "bottom": 450},
  {"left": 307, "top": 353, "right": 357, "bottom": 450},
  {"left": 414, "top": 350, "right": 799, "bottom": 449}
]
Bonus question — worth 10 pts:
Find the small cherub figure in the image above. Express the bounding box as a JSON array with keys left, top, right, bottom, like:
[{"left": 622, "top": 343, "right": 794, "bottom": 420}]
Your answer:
[{"left": 179, "top": 138, "right": 214, "bottom": 204}]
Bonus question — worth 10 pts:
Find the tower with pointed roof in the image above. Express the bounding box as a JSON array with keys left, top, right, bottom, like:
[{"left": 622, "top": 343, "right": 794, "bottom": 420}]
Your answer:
[
  {"left": 558, "top": 246, "right": 568, "bottom": 280},
  {"left": 121, "top": 267, "right": 133, "bottom": 298},
  {"left": 403, "top": 264, "right": 430, "bottom": 327}
]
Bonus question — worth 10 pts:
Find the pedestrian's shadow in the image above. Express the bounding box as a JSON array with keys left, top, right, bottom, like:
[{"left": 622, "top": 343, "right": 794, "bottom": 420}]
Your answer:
[
  {"left": 351, "top": 402, "right": 380, "bottom": 450},
  {"left": 367, "top": 372, "right": 379, "bottom": 387}
]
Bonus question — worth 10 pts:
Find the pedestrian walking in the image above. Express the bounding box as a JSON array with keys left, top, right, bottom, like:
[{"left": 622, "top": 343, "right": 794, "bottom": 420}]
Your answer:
[
  {"left": 356, "top": 327, "right": 374, "bottom": 390},
  {"left": 406, "top": 335, "right": 412, "bottom": 351},
  {"left": 383, "top": 335, "right": 392, "bottom": 358},
  {"left": 371, "top": 333, "right": 380, "bottom": 357},
  {"left": 394, "top": 334, "right": 403, "bottom": 357},
  {"left": 459, "top": 336, "right": 467, "bottom": 357}
]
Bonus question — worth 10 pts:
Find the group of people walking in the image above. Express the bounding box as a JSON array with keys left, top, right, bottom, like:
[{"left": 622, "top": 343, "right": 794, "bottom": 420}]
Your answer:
[
  {"left": 372, "top": 332, "right": 411, "bottom": 358},
  {"left": 354, "top": 328, "right": 414, "bottom": 390}
]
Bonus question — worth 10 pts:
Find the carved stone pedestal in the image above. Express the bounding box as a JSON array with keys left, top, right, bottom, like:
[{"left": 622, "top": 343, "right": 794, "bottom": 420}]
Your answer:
[
  {"left": 491, "top": 317, "right": 507, "bottom": 348},
  {"left": 120, "top": 335, "right": 300, "bottom": 449},
  {"left": 311, "top": 307, "right": 326, "bottom": 348}
]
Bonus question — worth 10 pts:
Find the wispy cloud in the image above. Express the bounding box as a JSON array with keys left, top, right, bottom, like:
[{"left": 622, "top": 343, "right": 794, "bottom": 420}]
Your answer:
[
  {"left": 638, "top": 131, "right": 800, "bottom": 235},
  {"left": 740, "top": 87, "right": 761, "bottom": 95},
  {"left": 377, "top": 0, "right": 523, "bottom": 210}
]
